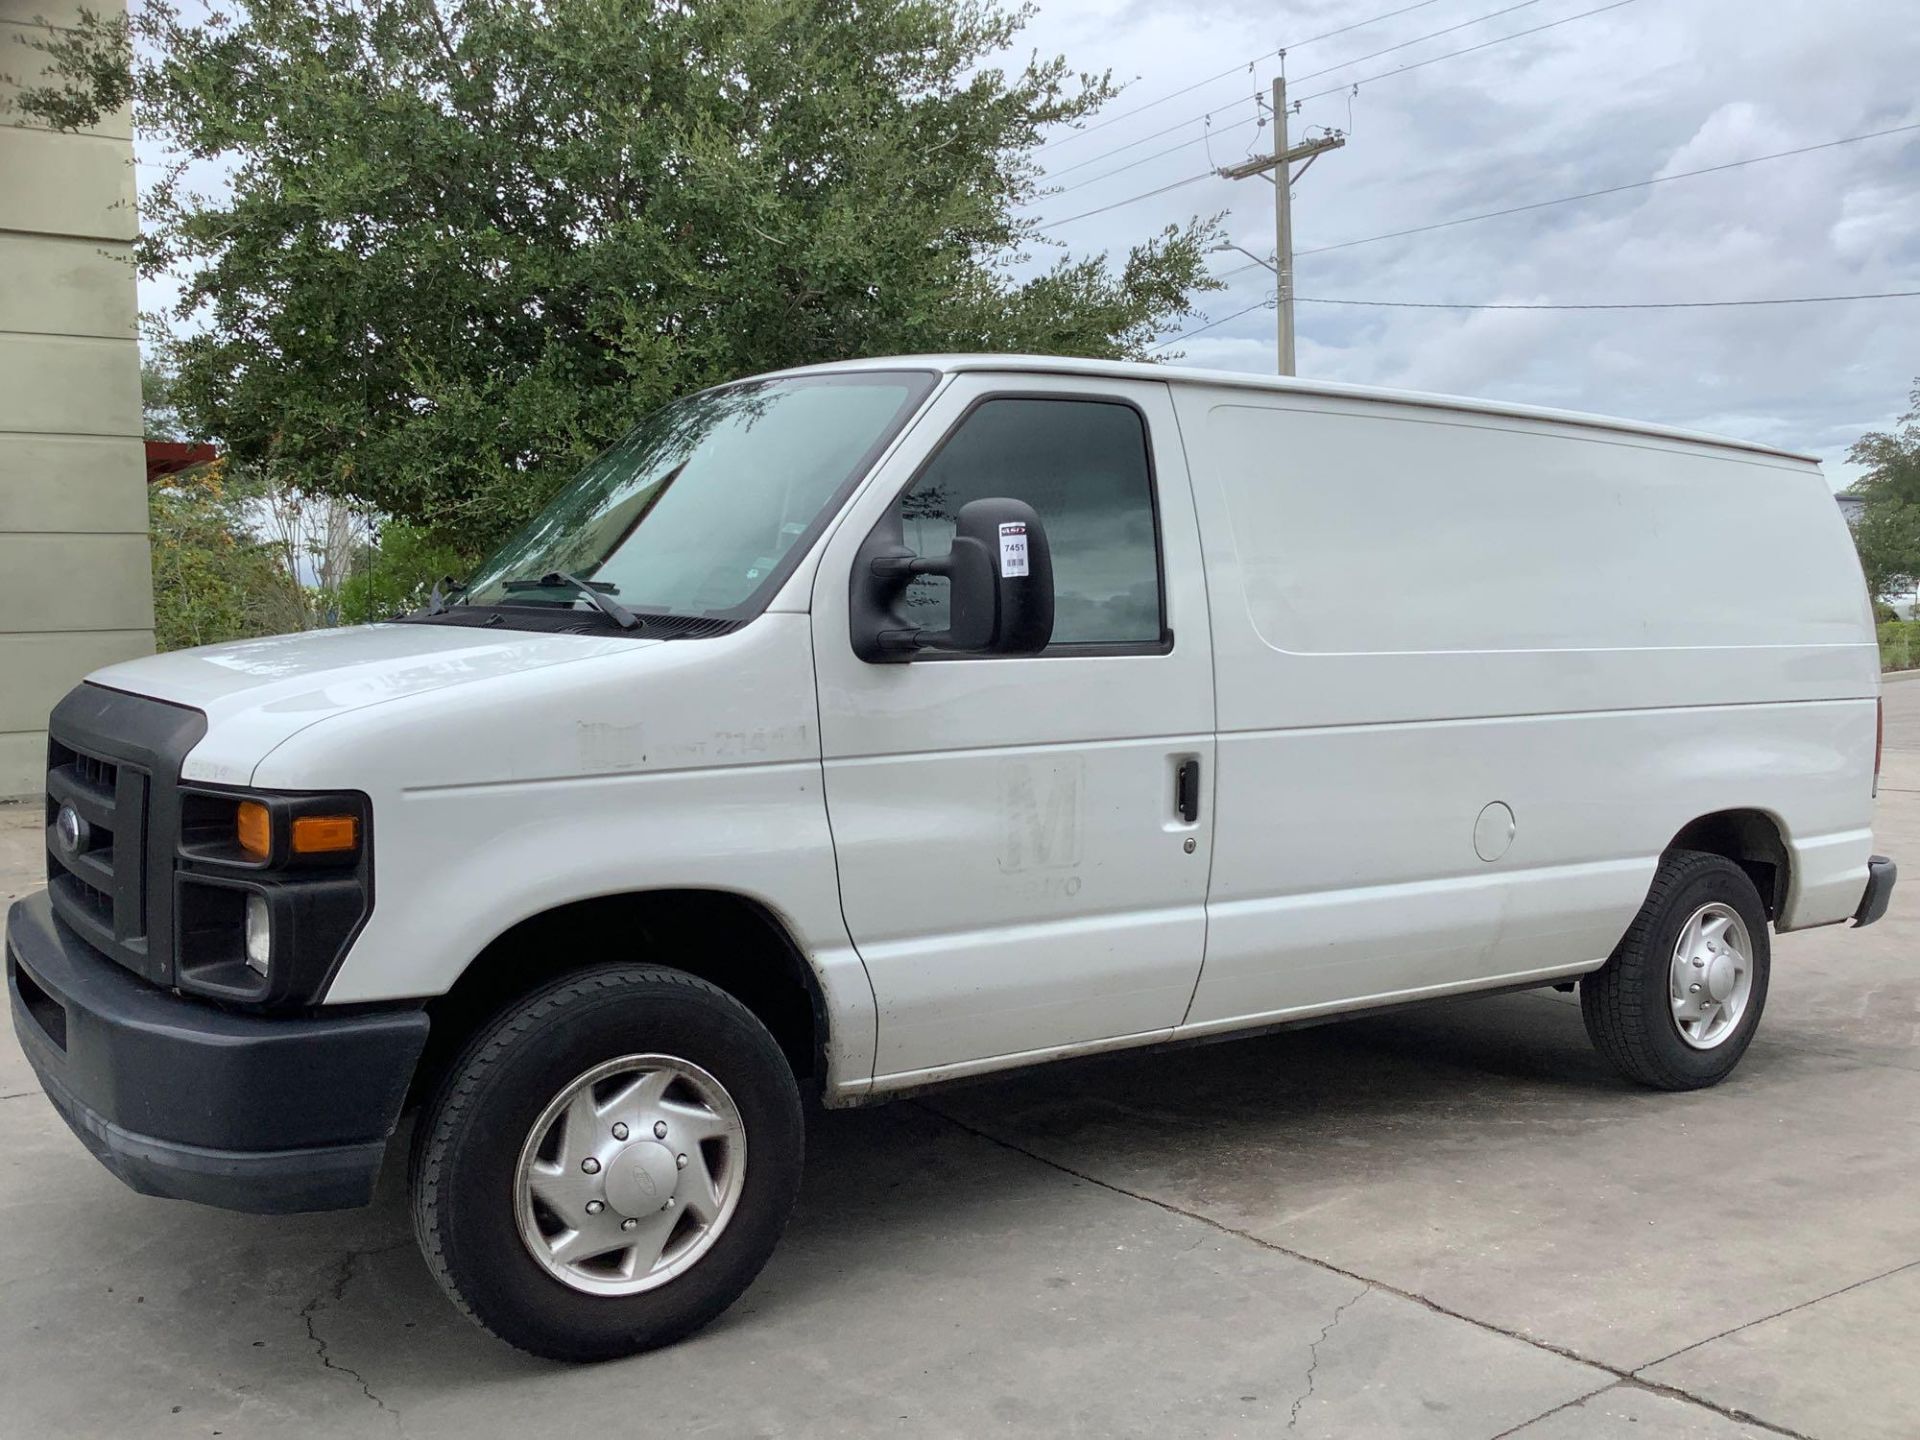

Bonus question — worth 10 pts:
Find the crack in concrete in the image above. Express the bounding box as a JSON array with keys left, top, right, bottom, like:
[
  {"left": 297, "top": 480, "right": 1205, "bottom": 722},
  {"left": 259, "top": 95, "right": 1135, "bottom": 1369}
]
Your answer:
[
  {"left": 1286, "top": 1283, "right": 1369, "bottom": 1430},
  {"left": 920, "top": 1103, "right": 1818, "bottom": 1440},
  {"left": 1485, "top": 1378, "right": 1622, "bottom": 1439},
  {"left": 1633, "top": 1256, "right": 1920, "bottom": 1375},
  {"left": 297, "top": 1247, "right": 407, "bottom": 1430}
]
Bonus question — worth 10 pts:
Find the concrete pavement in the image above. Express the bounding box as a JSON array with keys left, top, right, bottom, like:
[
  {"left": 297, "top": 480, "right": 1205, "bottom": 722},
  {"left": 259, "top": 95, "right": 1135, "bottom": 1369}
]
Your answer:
[{"left": 3, "top": 693, "right": 1918, "bottom": 1438}]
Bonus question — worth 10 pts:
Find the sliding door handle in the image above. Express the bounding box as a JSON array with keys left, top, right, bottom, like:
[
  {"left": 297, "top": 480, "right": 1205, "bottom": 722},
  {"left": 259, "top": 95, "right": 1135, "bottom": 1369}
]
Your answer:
[{"left": 1175, "top": 758, "right": 1201, "bottom": 824}]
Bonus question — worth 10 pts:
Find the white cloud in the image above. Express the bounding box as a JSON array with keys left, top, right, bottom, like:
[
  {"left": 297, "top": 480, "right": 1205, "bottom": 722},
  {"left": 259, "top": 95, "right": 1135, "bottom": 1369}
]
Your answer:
[{"left": 1010, "top": 0, "right": 1920, "bottom": 484}]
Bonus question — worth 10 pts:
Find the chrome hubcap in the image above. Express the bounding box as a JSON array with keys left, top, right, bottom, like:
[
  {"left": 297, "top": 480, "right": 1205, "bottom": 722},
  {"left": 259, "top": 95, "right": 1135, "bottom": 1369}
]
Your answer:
[
  {"left": 513, "top": 1054, "right": 745, "bottom": 1295},
  {"left": 1669, "top": 902, "right": 1754, "bottom": 1050}
]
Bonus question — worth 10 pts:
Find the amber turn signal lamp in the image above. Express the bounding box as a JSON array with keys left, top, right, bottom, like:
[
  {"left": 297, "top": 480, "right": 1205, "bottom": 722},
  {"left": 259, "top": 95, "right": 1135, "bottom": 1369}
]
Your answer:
[
  {"left": 236, "top": 801, "right": 272, "bottom": 860},
  {"left": 291, "top": 814, "right": 359, "bottom": 855}
]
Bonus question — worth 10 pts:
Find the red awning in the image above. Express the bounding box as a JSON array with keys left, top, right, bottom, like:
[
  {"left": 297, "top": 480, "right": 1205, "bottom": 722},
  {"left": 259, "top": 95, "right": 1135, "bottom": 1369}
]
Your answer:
[{"left": 145, "top": 440, "right": 219, "bottom": 482}]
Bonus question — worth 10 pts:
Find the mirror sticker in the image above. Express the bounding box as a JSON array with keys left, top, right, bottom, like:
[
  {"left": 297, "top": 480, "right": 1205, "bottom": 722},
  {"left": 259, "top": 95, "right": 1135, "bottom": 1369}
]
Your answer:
[{"left": 998, "top": 521, "right": 1030, "bottom": 578}]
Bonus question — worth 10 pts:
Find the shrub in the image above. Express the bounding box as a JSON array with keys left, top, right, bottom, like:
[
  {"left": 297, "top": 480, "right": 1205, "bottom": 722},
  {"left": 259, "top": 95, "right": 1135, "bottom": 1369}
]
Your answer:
[
  {"left": 150, "top": 467, "right": 309, "bottom": 651},
  {"left": 1878, "top": 620, "right": 1919, "bottom": 672}
]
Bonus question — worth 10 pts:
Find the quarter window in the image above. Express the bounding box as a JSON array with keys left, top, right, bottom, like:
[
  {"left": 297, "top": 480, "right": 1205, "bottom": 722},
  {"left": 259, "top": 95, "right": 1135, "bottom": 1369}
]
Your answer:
[{"left": 895, "top": 398, "right": 1164, "bottom": 647}]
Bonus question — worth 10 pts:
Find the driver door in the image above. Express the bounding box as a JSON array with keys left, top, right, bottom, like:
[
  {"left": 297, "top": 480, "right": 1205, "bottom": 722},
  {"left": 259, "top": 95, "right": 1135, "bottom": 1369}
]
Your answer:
[{"left": 809, "top": 374, "right": 1216, "bottom": 1089}]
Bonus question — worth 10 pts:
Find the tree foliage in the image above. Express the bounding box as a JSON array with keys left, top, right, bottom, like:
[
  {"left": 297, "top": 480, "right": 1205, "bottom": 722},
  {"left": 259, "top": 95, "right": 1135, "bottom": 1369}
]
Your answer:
[
  {"left": 337, "top": 522, "right": 474, "bottom": 624},
  {"left": 9, "top": 0, "right": 1220, "bottom": 553},
  {"left": 1848, "top": 380, "right": 1920, "bottom": 603},
  {"left": 149, "top": 465, "right": 311, "bottom": 650}
]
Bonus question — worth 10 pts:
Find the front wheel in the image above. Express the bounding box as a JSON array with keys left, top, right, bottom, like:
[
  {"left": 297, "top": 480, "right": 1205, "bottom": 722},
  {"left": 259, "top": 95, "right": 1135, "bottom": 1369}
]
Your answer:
[
  {"left": 410, "top": 966, "right": 804, "bottom": 1360},
  {"left": 1581, "top": 849, "right": 1771, "bottom": 1090}
]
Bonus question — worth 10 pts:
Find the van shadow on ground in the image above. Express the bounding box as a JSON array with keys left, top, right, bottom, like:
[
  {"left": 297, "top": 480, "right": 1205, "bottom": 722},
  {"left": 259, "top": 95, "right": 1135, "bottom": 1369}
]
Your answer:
[{"left": 317, "top": 989, "right": 1644, "bottom": 1359}]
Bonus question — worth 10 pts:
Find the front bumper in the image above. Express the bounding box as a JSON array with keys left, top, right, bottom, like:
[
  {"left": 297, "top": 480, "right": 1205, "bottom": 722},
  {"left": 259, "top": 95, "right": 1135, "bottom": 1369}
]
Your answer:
[{"left": 7, "top": 892, "right": 428, "bottom": 1213}]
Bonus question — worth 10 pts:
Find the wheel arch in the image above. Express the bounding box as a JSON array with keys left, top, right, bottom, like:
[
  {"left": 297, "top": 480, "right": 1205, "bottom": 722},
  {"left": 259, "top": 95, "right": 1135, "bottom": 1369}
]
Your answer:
[
  {"left": 1667, "top": 808, "right": 1792, "bottom": 920},
  {"left": 411, "top": 888, "right": 831, "bottom": 1109}
]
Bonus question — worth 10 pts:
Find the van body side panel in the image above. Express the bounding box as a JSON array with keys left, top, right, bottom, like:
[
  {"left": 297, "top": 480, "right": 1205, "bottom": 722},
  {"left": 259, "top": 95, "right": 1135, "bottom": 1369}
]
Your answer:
[
  {"left": 1174, "top": 389, "right": 1877, "bottom": 1028},
  {"left": 255, "top": 616, "right": 882, "bottom": 1094},
  {"left": 810, "top": 376, "right": 1218, "bottom": 1088},
  {"left": 1194, "top": 703, "right": 1869, "bottom": 1026}
]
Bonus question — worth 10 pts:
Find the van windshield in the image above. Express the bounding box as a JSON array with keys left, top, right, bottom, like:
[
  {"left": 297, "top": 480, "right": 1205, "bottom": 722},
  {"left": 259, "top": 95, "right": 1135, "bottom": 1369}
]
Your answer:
[{"left": 459, "top": 372, "right": 933, "bottom": 623}]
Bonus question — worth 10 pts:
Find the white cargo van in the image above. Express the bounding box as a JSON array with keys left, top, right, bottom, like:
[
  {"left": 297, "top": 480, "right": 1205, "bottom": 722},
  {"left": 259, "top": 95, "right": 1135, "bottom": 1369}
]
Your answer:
[{"left": 7, "top": 355, "right": 1894, "bottom": 1359}]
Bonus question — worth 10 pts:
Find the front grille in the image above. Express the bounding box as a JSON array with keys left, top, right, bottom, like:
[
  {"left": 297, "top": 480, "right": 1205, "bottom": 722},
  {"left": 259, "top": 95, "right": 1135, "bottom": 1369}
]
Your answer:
[
  {"left": 46, "top": 737, "right": 152, "bottom": 977},
  {"left": 43, "top": 685, "right": 208, "bottom": 987},
  {"left": 72, "top": 752, "right": 117, "bottom": 791}
]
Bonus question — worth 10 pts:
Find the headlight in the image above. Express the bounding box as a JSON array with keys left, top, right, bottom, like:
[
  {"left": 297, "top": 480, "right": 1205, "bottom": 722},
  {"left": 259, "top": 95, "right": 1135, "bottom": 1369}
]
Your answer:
[
  {"left": 244, "top": 892, "right": 272, "bottom": 976},
  {"left": 176, "top": 787, "right": 372, "bottom": 1009}
]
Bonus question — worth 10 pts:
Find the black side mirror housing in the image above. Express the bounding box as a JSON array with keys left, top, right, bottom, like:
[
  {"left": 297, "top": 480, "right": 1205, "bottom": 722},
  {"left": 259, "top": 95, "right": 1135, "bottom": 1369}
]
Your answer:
[{"left": 851, "top": 497, "right": 1055, "bottom": 662}]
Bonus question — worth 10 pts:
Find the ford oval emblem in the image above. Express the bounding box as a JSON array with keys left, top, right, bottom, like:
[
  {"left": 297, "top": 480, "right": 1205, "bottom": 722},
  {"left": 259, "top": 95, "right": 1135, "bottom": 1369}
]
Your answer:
[{"left": 54, "top": 803, "right": 88, "bottom": 857}]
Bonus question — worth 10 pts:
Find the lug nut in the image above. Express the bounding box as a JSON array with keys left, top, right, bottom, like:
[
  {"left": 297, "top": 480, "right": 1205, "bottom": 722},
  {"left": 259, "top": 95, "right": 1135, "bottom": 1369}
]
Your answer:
[
  {"left": 1689, "top": 983, "right": 1701, "bottom": 994},
  {"left": 612, "top": 1122, "right": 629, "bottom": 1141},
  {"left": 663, "top": 1197, "right": 675, "bottom": 1211},
  {"left": 654, "top": 1121, "right": 668, "bottom": 1139},
  {"left": 585, "top": 1200, "right": 605, "bottom": 1216},
  {"left": 676, "top": 1153, "right": 689, "bottom": 1170},
  {"left": 621, "top": 1217, "right": 639, "bottom": 1232},
  {"left": 581, "top": 1157, "right": 601, "bottom": 1175}
]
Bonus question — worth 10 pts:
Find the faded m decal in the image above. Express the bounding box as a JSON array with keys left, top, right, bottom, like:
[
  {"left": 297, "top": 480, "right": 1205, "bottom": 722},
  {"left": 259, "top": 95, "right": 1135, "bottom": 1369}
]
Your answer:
[{"left": 998, "top": 759, "right": 1083, "bottom": 873}]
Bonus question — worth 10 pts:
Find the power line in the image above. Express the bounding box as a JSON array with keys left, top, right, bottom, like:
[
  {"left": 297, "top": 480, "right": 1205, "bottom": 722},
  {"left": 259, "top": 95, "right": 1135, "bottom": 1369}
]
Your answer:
[
  {"left": 1290, "top": 0, "right": 1548, "bottom": 86},
  {"left": 1033, "top": 0, "right": 1643, "bottom": 203},
  {"left": 1150, "top": 286, "right": 1919, "bottom": 351},
  {"left": 1292, "top": 0, "right": 1641, "bottom": 107},
  {"left": 1045, "top": 104, "right": 1348, "bottom": 200},
  {"left": 1039, "top": 0, "right": 1447, "bottom": 154},
  {"left": 1298, "top": 289, "right": 1920, "bottom": 310},
  {"left": 1045, "top": 120, "right": 1259, "bottom": 199},
  {"left": 1147, "top": 296, "right": 1277, "bottom": 349},
  {"left": 1052, "top": 0, "right": 1559, "bottom": 186},
  {"left": 1295, "top": 122, "right": 1920, "bottom": 256},
  {"left": 1031, "top": 171, "right": 1217, "bottom": 233},
  {"left": 1038, "top": 106, "right": 1256, "bottom": 190}
]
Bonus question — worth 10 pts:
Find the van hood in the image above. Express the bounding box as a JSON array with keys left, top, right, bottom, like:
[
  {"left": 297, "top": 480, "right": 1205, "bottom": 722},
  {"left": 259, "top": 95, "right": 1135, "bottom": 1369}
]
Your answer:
[{"left": 86, "top": 622, "right": 651, "bottom": 785}]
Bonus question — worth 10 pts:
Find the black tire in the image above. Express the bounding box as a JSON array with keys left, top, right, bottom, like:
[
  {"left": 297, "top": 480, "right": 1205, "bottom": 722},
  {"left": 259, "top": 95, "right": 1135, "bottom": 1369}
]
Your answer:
[
  {"left": 1581, "top": 848, "right": 1771, "bottom": 1090},
  {"left": 410, "top": 965, "right": 804, "bottom": 1361}
]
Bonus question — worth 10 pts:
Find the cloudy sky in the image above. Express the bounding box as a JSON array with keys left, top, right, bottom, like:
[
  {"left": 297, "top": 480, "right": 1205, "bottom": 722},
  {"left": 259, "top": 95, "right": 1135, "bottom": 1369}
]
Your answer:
[
  {"left": 999, "top": 0, "right": 1920, "bottom": 485},
  {"left": 133, "top": 0, "right": 1917, "bottom": 485}
]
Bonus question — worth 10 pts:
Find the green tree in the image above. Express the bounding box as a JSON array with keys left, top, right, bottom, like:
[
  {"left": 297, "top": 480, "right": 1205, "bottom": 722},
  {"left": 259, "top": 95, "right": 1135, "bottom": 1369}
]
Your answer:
[
  {"left": 1849, "top": 381, "right": 1920, "bottom": 604},
  {"left": 9, "top": 0, "right": 1220, "bottom": 554},
  {"left": 141, "top": 357, "right": 184, "bottom": 442},
  {"left": 149, "top": 466, "right": 312, "bottom": 650},
  {"left": 337, "top": 521, "right": 474, "bottom": 624}
]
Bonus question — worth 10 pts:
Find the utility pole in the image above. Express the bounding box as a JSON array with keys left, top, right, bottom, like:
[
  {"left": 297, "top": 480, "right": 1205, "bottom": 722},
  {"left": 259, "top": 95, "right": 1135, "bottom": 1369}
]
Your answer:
[{"left": 1216, "top": 74, "right": 1345, "bottom": 375}]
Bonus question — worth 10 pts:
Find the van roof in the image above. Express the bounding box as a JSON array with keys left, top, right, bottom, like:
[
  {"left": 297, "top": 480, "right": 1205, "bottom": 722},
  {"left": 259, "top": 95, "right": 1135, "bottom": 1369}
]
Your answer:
[{"left": 764, "top": 353, "right": 1819, "bottom": 465}]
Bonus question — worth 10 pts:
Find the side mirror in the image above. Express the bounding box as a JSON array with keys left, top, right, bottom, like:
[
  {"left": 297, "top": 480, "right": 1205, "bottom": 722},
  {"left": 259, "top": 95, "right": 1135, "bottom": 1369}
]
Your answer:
[{"left": 851, "top": 497, "right": 1055, "bottom": 662}]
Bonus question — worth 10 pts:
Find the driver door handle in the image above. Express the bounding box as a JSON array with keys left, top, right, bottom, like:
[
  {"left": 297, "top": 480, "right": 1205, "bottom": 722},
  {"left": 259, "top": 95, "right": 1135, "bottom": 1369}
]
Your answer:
[{"left": 1175, "top": 759, "right": 1201, "bottom": 824}]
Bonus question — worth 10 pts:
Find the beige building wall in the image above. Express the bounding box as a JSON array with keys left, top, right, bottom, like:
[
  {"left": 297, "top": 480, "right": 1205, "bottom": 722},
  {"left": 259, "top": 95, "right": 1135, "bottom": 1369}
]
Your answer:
[{"left": 0, "top": 0, "right": 153, "bottom": 797}]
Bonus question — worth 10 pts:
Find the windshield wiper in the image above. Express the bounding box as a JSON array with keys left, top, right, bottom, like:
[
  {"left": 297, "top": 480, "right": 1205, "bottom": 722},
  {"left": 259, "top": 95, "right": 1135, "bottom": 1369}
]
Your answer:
[{"left": 500, "top": 570, "right": 642, "bottom": 630}]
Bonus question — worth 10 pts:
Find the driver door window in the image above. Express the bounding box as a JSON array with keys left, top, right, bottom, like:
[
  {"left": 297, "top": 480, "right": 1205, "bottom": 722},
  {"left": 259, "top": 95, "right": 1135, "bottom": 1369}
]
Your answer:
[{"left": 894, "top": 397, "right": 1166, "bottom": 649}]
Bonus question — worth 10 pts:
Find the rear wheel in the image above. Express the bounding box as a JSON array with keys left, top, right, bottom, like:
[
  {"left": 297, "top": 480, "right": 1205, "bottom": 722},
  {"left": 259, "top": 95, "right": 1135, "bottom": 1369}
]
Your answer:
[
  {"left": 410, "top": 965, "right": 803, "bottom": 1360},
  {"left": 1581, "top": 849, "right": 1771, "bottom": 1090}
]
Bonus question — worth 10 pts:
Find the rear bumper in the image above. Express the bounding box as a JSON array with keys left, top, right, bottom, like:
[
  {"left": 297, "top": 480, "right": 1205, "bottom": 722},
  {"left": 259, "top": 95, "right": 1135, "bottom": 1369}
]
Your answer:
[
  {"left": 1853, "top": 854, "right": 1897, "bottom": 928},
  {"left": 7, "top": 891, "right": 428, "bottom": 1213}
]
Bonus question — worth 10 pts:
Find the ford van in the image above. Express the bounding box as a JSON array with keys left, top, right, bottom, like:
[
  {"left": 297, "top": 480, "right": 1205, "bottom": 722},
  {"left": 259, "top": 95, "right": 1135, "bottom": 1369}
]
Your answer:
[{"left": 7, "top": 355, "right": 1895, "bottom": 1359}]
